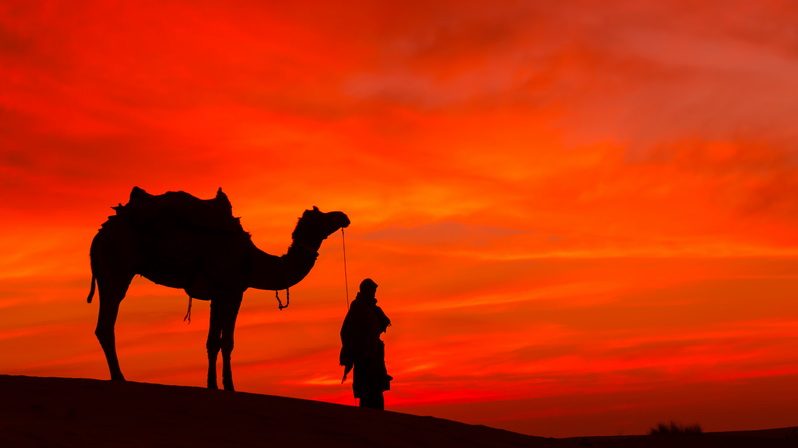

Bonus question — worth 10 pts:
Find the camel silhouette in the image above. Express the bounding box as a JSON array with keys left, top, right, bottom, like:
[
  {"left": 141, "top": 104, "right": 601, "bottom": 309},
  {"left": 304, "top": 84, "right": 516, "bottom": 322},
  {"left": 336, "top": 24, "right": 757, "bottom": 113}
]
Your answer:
[{"left": 86, "top": 187, "right": 350, "bottom": 391}]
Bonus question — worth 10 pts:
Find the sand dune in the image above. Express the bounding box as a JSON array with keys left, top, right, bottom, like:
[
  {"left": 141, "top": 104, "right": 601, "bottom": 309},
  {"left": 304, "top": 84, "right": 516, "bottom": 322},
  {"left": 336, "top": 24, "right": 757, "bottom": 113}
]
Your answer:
[
  {"left": 0, "top": 375, "right": 795, "bottom": 448},
  {"left": 0, "top": 375, "right": 540, "bottom": 448}
]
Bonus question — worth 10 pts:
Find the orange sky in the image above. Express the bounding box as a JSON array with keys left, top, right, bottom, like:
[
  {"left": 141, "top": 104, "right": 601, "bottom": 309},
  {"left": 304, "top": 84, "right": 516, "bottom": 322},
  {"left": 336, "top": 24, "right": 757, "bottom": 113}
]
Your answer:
[{"left": 2, "top": 0, "right": 798, "bottom": 437}]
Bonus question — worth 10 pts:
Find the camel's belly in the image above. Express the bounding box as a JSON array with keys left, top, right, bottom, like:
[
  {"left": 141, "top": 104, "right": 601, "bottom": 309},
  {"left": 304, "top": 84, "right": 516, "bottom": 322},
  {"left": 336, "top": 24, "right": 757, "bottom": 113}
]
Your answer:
[
  {"left": 139, "top": 269, "right": 241, "bottom": 301},
  {"left": 136, "top": 239, "right": 248, "bottom": 298}
]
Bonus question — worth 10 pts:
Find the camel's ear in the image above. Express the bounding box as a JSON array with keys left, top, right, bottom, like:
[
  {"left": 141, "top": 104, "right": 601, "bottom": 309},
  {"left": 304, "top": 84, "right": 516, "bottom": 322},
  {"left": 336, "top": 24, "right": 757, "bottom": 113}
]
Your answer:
[{"left": 313, "top": 205, "right": 319, "bottom": 212}]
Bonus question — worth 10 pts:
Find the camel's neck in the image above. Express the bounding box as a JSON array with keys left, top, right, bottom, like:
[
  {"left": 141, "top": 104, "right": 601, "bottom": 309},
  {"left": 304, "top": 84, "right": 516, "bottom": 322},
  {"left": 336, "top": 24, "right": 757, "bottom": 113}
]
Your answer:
[{"left": 247, "top": 238, "right": 321, "bottom": 291}]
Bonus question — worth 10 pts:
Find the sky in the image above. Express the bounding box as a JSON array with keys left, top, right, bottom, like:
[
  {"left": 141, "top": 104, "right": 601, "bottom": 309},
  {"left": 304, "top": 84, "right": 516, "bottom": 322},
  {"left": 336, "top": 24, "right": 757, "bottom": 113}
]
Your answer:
[{"left": 2, "top": 0, "right": 798, "bottom": 437}]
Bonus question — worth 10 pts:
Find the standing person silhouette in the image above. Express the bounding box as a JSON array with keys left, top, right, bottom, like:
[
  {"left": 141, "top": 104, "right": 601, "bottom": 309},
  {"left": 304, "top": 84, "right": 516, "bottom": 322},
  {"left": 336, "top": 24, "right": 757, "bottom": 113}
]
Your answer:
[{"left": 340, "top": 278, "right": 392, "bottom": 409}]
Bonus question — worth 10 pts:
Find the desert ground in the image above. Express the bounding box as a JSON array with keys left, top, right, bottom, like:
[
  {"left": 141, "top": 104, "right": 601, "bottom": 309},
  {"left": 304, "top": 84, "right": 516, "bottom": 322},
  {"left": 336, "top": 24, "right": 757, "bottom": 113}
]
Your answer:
[{"left": 1, "top": 375, "right": 795, "bottom": 448}]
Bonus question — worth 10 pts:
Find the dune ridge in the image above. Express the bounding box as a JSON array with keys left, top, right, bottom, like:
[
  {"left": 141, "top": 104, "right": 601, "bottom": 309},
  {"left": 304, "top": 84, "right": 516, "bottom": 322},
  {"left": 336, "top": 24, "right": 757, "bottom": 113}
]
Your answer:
[
  {"left": 1, "top": 375, "right": 796, "bottom": 447},
  {"left": 0, "top": 375, "right": 539, "bottom": 448}
]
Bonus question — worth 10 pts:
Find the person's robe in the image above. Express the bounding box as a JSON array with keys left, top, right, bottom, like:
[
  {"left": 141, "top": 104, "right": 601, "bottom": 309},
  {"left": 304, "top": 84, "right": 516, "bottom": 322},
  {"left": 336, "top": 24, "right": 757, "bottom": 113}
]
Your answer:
[{"left": 340, "top": 293, "right": 391, "bottom": 398}]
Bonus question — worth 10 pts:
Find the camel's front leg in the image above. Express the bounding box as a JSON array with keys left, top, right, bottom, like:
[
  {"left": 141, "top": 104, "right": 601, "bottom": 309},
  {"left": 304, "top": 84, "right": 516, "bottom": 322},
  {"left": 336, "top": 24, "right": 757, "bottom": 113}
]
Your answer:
[
  {"left": 206, "top": 299, "right": 223, "bottom": 389},
  {"left": 220, "top": 297, "right": 243, "bottom": 392}
]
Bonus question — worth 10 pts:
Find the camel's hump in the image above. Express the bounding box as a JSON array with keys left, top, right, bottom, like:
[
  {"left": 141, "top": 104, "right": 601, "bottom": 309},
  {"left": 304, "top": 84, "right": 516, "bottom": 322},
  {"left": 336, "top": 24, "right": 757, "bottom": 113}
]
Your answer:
[
  {"left": 108, "top": 186, "right": 246, "bottom": 235},
  {"left": 128, "top": 186, "right": 230, "bottom": 208}
]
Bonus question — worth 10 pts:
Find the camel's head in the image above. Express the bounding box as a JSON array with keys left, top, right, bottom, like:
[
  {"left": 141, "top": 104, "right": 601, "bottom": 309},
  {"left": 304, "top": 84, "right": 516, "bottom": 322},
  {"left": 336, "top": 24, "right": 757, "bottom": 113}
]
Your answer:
[{"left": 292, "top": 206, "right": 350, "bottom": 246}]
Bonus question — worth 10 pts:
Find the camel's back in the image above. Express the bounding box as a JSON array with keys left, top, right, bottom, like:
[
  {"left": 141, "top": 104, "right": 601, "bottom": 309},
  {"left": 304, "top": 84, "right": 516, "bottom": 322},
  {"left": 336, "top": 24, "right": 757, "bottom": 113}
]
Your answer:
[
  {"left": 92, "top": 187, "right": 252, "bottom": 295},
  {"left": 106, "top": 186, "right": 247, "bottom": 235}
]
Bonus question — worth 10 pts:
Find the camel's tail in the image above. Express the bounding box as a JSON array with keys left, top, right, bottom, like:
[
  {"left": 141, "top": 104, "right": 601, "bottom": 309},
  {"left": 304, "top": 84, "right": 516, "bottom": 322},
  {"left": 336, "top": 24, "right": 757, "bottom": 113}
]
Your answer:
[{"left": 86, "top": 274, "right": 96, "bottom": 303}]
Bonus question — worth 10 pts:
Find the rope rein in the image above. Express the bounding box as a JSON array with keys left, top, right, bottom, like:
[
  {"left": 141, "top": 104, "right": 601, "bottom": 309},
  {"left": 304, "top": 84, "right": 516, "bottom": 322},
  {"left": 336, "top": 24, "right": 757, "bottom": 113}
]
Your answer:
[
  {"left": 273, "top": 226, "right": 349, "bottom": 311},
  {"left": 342, "top": 228, "right": 350, "bottom": 308},
  {"left": 275, "top": 287, "right": 290, "bottom": 310},
  {"left": 183, "top": 296, "right": 193, "bottom": 323}
]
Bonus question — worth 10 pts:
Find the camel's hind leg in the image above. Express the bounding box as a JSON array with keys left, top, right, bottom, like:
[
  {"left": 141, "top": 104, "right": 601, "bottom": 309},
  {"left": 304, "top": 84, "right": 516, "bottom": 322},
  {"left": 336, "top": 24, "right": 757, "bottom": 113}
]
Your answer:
[{"left": 95, "top": 273, "right": 134, "bottom": 381}]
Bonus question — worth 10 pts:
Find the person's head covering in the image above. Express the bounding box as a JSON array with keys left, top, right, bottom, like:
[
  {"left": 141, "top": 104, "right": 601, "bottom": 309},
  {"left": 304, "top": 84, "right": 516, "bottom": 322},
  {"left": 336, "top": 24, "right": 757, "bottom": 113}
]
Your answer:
[{"left": 359, "top": 278, "right": 378, "bottom": 293}]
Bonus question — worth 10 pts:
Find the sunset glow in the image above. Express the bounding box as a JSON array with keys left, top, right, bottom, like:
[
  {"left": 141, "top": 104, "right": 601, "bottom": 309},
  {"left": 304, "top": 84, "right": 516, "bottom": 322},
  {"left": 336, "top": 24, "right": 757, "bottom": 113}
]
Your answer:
[{"left": 2, "top": 0, "right": 798, "bottom": 437}]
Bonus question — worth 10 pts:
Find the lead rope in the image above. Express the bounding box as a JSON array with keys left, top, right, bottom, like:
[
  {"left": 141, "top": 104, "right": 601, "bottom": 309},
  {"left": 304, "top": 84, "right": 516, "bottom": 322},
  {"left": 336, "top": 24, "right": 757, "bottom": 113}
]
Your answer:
[
  {"left": 183, "top": 296, "right": 193, "bottom": 323},
  {"left": 275, "top": 288, "right": 290, "bottom": 310},
  {"left": 342, "top": 228, "right": 350, "bottom": 308}
]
